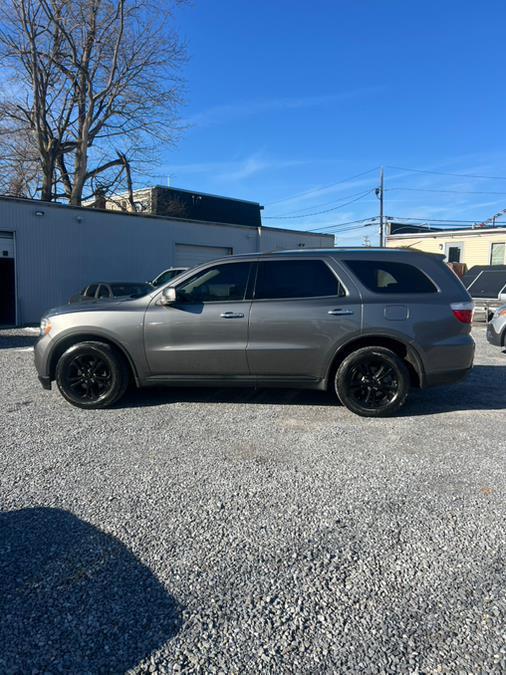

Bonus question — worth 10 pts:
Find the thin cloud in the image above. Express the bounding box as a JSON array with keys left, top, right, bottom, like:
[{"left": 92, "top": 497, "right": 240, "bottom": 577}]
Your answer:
[
  {"left": 184, "top": 86, "right": 384, "bottom": 128},
  {"left": 161, "top": 153, "right": 306, "bottom": 184}
]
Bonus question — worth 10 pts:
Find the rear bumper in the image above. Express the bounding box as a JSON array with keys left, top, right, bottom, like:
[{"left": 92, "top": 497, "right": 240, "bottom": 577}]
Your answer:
[
  {"left": 424, "top": 367, "right": 472, "bottom": 387},
  {"left": 420, "top": 335, "right": 475, "bottom": 388},
  {"left": 487, "top": 322, "right": 503, "bottom": 346}
]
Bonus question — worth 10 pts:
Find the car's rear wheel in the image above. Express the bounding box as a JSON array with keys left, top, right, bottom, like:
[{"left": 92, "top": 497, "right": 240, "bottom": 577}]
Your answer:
[
  {"left": 335, "top": 347, "right": 410, "bottom": 417},
  {"left": 55, "top": 341, "right": 129, "bottom": 409}
]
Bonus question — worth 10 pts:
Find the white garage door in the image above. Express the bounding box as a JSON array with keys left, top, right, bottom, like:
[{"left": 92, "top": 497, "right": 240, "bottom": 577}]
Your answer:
[{"left": 175, "top": 243, "right": 232, "bottom": 267}]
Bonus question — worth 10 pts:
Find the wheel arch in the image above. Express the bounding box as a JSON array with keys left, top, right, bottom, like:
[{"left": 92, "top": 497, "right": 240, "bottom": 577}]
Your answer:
[
  {"left": 326, "top": 334, "right": 425, "bottom": 389},
  {"left": 48, "top": 332, "right": 139, "bottom": 385}
]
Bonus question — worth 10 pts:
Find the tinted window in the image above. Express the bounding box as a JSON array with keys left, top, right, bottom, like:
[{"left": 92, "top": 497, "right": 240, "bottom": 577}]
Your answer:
[
  {"left": 176, "top": 262, "right": 251, "bottom": 303},
  {"left": 254, "top": 260, "right": 342, "bottom": 300},
  {"left": 85, "top": 284, "right": 98, "bottom": 297},
  {"left": 345, "top": 260, "right": 437, "bottom": 294}
]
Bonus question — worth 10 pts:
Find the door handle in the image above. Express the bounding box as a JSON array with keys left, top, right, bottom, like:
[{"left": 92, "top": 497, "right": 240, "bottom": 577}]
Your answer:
[
  {"left": 220, "top": 311, "right": 245, "bottom": 319},
  {"left": 328, "top": 308, "right": 354, "bottom": 316}
]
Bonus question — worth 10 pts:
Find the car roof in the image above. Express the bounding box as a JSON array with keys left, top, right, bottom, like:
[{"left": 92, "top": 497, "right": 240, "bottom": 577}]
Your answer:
[
  {"left": 208, "top": 247, "right": 444, "bottom": 263},
  {"left": 87, "top": 281, "right": 150, "bottom": 285}
]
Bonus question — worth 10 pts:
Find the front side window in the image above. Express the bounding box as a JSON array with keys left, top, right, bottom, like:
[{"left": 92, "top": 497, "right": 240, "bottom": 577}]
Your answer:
[
  {"left": 254, "top": 260, "right": 343, "bottom": 300},
  {"left": 345, "top": 260, "right": 437, "bottom": 294},
  {"left": 176, "top": 262, "right": 251, "bottom": 303}
]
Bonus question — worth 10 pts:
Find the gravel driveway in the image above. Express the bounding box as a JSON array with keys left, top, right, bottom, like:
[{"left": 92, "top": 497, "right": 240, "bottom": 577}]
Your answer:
[{"left": 1, "top": 326, "right": 505, "bottom": 673}]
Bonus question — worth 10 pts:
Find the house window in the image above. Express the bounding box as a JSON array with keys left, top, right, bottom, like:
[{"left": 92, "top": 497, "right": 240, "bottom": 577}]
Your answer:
[
  {"left": 445, "top": 242, "right": 463, "bottom": 263},
  {"left": 490, "top": 242, "right": 505, "bottom": 265}
]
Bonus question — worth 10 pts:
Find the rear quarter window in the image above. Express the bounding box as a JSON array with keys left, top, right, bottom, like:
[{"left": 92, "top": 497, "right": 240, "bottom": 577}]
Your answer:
[{"left": 344, "top": 260, "right": 437, "bottom": 294}]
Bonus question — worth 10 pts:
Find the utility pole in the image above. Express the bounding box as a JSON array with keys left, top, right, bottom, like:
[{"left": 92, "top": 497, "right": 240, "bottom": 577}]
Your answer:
[{"left": 378, "top": 166, "right": 385, "bottom": 246}]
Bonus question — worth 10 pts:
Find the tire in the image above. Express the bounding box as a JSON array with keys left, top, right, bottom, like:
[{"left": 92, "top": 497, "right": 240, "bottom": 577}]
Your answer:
[
  {"left": 55, "top": 341, "right": 129, "bottom": 409},
  {"left": 334, "top": 346, "right": 410, "bottom": 418}
]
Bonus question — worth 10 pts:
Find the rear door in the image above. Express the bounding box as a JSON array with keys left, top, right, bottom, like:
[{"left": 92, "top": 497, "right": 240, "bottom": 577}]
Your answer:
[{"left": 246, "top": 257, "right": 362, "bottom": 381}]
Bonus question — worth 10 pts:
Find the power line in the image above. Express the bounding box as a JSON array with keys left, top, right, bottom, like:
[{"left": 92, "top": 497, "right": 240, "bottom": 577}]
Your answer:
[
  {"left": 264, "top": 166, "right": 380, "bottom": 206},
  {"left": 263, "top": 190, "right": 373, "bottom": 219},
  {"left": 305, "top": 217, "right": 377, "bottom": 233},
  {"left": 390, "top": 216, "right": 506, "bottom": 224},
  {"left": 388, "top": 186, "right": 506, "bottom": 196},
  {"left": 266, "top": 189, "right": 376, "bottom": 216},
  {"left": 324, "top": 222, "right": 378, "bottom": 234},
  {"left": 386, "top": 165, "right": 506, "bottom": 181}
]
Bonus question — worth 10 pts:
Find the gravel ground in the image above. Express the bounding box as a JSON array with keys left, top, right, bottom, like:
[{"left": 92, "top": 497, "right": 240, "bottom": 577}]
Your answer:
[{"left": 0, "top": 326, "right": 505, "bottom": 674}]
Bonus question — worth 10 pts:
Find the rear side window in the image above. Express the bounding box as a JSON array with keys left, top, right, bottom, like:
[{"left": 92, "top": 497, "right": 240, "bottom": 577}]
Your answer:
[
  {"left": 345, "top": 260, "right": 437, "bottom": 294},
  {"left": 254, "top": 260, "right": 344, "bottom": 299}
]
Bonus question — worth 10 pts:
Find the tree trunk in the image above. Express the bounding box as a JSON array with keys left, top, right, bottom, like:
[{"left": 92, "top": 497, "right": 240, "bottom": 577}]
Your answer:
[{"left": 40, "top": 155, "right": 55, "bottom": 202}]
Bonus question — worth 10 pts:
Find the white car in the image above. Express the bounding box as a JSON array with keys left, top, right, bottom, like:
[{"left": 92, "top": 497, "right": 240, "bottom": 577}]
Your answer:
[{"left": 151, "top": 267, "right": 188, "bottom": 287}]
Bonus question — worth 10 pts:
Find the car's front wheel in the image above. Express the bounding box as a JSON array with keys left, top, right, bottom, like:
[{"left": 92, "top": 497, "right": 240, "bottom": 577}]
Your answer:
[
  {"left": 334, "top": 346, "right": 410, "bottom": 417},
  {"left": 55, "top": 341, "right": 129, "bottom": 409}
]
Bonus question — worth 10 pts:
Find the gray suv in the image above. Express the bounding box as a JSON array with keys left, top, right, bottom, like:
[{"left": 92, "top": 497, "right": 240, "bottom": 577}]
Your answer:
[{"left": 34, "top": 249, "right": 475, "bottom": 417}]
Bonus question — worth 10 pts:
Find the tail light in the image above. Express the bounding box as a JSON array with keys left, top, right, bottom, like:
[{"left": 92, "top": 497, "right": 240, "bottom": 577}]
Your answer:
[{"left": 451, "top": 301, "right": 474, "bottom": 324}]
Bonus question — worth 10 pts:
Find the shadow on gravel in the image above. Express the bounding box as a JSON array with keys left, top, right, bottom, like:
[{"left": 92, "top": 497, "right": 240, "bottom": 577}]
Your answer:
[
  {"left": 117, "top": 365, "right": 506, "bottom": 415},
  {"left": 0, "top": 507, "right": 181, "bottom": 673},
  {"left": 119, "top": 386, "right": 336, "bottom": 409},
  {"left": 403, "top": 365, "right": 506, "bottom": 416},
  {"left": 0, "top": 334, "right": 37, "bottom": 349}
]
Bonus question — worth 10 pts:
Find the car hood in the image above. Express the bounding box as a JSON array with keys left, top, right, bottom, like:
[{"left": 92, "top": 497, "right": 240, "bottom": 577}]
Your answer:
[{"left": 44, "top": 296, "right": 148, "bottom": 318}]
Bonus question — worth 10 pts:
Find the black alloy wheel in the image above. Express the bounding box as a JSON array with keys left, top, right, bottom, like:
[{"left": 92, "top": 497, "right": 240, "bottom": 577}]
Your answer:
[
  {"left": 335, "top": 347, "right": 410, "bottom": 417},
  {"left": 55, "top": 341, "right": 129, "bottom": 409}
]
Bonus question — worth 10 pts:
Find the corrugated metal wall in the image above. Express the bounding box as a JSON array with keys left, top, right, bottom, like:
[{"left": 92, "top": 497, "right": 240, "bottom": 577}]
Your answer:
[{"left": 0, "top": 198, "right": 334, "bottom": 325}]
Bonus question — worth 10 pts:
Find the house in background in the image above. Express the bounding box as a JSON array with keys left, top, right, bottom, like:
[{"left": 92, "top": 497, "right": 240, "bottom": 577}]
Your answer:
[
  {"left": 386, "top": 222, "right": 506, "bottom": 269},
  {"left": 89, "top": 185, "right": 263, "bottom": 228}
]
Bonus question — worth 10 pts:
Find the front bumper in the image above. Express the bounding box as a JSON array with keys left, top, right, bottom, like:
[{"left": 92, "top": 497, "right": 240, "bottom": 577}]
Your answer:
[
  {"left": 487, "top": 322, "right": 503, "bottom": 347},
  {"left": 34, "top": 334, "right": 52, "bottom": 387},
  {"left": 38, "top": 375, "right": 52, "bottom": 390}
]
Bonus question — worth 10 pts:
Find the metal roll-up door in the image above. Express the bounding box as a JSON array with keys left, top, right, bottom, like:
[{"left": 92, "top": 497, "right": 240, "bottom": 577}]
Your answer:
[{"left": 174, "top": 243, "right": 232, "bottom": 268}]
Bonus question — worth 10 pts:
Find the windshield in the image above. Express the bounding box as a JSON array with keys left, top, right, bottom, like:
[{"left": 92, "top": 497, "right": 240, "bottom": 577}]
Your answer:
[{"left": 152, "top": 269, "right": 186, "bottom": 287}]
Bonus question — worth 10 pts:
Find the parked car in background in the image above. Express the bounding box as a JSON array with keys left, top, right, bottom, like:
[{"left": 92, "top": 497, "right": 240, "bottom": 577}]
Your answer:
[
  {"left": 151, "top": 267, "right": 188, "bottom": 287},
  {"left": 36, "top": 248, "right": 475, "bottom": 417},
  {"left": 486, "top": 305, "right": 506, "bottom": 348},
  {"left": 69, "top": 282, "right": 153, "bottom": 304},
  {"left": 462, "top": 265, "right": 506, "bottom": 321}
]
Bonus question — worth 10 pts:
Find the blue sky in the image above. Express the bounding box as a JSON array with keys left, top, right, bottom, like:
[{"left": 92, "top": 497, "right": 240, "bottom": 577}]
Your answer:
[{"left": 152, "top": 0, "right": 506, "bottom": 244}]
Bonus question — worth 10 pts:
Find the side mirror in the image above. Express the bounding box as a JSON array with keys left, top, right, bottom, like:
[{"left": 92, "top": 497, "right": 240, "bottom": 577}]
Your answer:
[{"left": 160, "top": 287, "right": 177, "bottom": 305}]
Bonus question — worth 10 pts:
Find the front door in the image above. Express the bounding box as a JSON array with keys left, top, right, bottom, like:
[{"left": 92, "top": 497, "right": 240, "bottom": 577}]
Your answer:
[
  {"left": 247, "top": 258, "right": 362, "bottom": 381},
  {"left": 144, "top": 260, "right": 253, "bottom": 376}
]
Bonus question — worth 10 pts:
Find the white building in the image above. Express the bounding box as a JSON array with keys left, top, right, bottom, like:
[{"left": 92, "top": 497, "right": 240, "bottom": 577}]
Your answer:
[{"left": 0, "top": 196, "right": 334, "bottom": 326}]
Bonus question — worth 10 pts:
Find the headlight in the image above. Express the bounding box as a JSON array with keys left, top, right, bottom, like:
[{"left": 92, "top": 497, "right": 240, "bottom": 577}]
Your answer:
[{"left": 39, "top": 318, "right": 52, "bottom": 336}]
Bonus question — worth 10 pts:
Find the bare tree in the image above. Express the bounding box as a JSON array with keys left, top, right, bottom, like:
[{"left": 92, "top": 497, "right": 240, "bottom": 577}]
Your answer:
[{"left": 0, "top": 0, "right": 186, "bottom": 204}]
